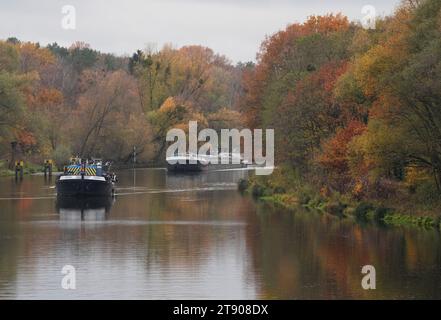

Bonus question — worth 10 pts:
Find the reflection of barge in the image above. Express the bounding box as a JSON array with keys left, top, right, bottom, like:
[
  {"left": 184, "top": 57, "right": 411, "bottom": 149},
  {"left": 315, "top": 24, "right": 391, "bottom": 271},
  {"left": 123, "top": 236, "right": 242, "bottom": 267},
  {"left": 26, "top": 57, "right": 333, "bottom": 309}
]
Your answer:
[
  {"left": 56, "top": 196, "right": 114, "bottom": 221},
  {"left": 166, "top": 153, "right": 248, "bottom": 173},
  {"left": 56, "top": 196, "right": 114, "bottom": 213},
  {"left": 56, "top": 159, "right": 117, "bottom": 196}
]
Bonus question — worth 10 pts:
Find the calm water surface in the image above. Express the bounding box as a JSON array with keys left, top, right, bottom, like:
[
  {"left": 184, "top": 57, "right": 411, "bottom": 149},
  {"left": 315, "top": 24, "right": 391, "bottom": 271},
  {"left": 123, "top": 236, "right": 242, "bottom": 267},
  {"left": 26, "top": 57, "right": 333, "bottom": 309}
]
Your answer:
[{"left": 0, "top": 168, "right": 440, "bottom": 299}]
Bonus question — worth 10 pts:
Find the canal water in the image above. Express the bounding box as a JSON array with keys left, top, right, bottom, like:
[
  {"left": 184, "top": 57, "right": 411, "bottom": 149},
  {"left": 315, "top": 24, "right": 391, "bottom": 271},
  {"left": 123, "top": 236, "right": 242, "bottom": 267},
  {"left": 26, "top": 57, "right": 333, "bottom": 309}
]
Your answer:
[{"left": 0, "top": 168, "right": 440, "bottom": 299}]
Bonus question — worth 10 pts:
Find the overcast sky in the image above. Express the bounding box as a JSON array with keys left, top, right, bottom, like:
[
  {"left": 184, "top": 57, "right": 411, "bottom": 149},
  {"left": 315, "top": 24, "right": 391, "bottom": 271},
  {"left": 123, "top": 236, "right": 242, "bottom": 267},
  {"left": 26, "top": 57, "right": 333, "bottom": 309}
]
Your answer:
[{"left": 0, "top": 0, "right": 401, "bottom": 63}]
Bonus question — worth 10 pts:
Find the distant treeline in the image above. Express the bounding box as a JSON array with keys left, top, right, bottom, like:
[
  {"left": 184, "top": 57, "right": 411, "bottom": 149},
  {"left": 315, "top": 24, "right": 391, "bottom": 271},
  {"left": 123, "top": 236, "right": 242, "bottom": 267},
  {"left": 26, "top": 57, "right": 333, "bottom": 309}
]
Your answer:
[{"left": 0, "top": 39, "right": 247, "bottom": 167}]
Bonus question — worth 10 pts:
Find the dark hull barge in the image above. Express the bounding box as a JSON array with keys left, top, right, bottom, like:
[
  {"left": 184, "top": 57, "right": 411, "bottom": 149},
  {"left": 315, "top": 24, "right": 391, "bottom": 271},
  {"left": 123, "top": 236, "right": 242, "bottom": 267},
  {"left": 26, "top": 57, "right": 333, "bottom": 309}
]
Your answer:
[
  {"left": 56, "top": 175, "right": 114, "bottom": 196},
  {"left": 56, "top": 159, "right": 116, "bottom": 197},
  {"left": 166, "top": 154, "right": 208, "bottom": 172}
]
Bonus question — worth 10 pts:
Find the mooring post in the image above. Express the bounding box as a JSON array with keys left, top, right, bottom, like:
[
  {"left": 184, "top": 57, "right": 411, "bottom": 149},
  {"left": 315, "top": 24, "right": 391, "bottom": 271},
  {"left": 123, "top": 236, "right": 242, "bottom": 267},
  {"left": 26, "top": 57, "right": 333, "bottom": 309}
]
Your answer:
[
  {"left": 17, "top": 160, "right": 24, "bottom": 179},
  {"left": 44, "top": 160, "right": 53, "bottom": 178},
  {"left": 133, "top": 146, "right": 136, "bottom": 191}
]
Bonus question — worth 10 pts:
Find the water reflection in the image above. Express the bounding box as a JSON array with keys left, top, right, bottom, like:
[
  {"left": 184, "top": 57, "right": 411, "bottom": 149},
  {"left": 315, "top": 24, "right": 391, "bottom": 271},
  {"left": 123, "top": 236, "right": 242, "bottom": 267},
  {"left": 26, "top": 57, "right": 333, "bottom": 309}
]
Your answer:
[
  {"left": 56, "top": 196, "right": 114, "bottom": 223},
  {"left": 249, "top": 205, "right": 441, "bottom": 299},
  {"left": 0, "top": 169, "right": 440, "bottom": 299}
]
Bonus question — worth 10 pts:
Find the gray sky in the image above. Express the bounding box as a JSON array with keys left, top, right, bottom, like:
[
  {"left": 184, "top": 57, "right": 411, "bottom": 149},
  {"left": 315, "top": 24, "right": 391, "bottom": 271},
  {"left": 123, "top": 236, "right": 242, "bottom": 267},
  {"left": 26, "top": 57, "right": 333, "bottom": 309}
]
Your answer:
[{"left": 0, "top": 0, "right": 401, "bottom": 63}]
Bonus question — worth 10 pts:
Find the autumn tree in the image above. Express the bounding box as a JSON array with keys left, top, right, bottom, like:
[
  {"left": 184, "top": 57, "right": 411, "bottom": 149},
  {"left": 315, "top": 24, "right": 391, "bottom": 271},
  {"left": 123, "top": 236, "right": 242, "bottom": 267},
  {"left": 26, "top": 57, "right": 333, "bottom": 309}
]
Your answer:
[
  {"left": 239, "top": 14, "right": 352, "bottom": 129},
  {"left": 319, "top": 120, "right": 366, "bottom": 191},
  {"left": 345, "top": 0, "right": 441, "bottom": 191},
  {"left": 147, "top": 96, "right": 208, "bottom": 161},
  {"left": 72, "top": 70, "right": 150, "bottom": 161}
]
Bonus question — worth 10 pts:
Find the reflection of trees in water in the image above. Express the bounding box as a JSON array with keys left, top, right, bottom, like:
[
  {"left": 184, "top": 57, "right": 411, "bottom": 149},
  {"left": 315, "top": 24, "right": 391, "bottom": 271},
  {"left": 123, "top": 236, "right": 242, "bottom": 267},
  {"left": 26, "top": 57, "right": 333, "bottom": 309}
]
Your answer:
[
  {"left": 3, "top": 169, "right": 441, "bottom": 298},
  {"left": 115, "top": 170, "right": 255, "bottom": 273},
  {"left": 137, "top": 190, "right": 255, "bottom": 273},
  {"left": 77, "top": 169, "right": 256, "bottom": 282},
  {"left": 245, "top": 204, "right": 441, "bottom": 299},
  {"left": 0, "top": 176, "right": 56, "bottom": 298},
  {"left": 117, "top": 168, "right": 167, "bottom": 190},
  {"left": 0, "top": 221, "right": 21, "bottom": 297}
]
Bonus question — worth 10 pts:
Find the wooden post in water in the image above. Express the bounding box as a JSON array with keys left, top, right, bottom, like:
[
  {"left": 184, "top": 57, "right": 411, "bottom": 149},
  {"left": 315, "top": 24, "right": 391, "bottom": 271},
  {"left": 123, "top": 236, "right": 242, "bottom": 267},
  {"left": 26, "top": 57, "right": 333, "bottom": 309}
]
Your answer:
[
  {"left": 133, "top": 146, "right": 136, "bottom": 191},
  {"left": 44, "top": 159, "right": 53, "bottom": 177},
  {"left": 15, "top": 160, "right": 24, "bottom": 179}
]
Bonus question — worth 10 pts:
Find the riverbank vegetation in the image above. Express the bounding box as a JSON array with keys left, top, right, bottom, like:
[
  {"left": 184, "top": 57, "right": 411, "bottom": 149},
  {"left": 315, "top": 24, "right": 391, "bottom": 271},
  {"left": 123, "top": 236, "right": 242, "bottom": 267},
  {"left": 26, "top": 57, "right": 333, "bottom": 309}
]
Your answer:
[{"left": 239, "top": 0, "right": 441, "bottom": 227}]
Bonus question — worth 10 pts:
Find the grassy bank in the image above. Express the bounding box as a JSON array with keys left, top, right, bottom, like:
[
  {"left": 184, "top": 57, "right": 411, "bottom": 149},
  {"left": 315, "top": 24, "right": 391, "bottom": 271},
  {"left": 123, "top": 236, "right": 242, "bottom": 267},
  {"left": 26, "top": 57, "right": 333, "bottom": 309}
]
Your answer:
[{"left": 238, "top": 169, "right": 441, "bottom": 231}]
